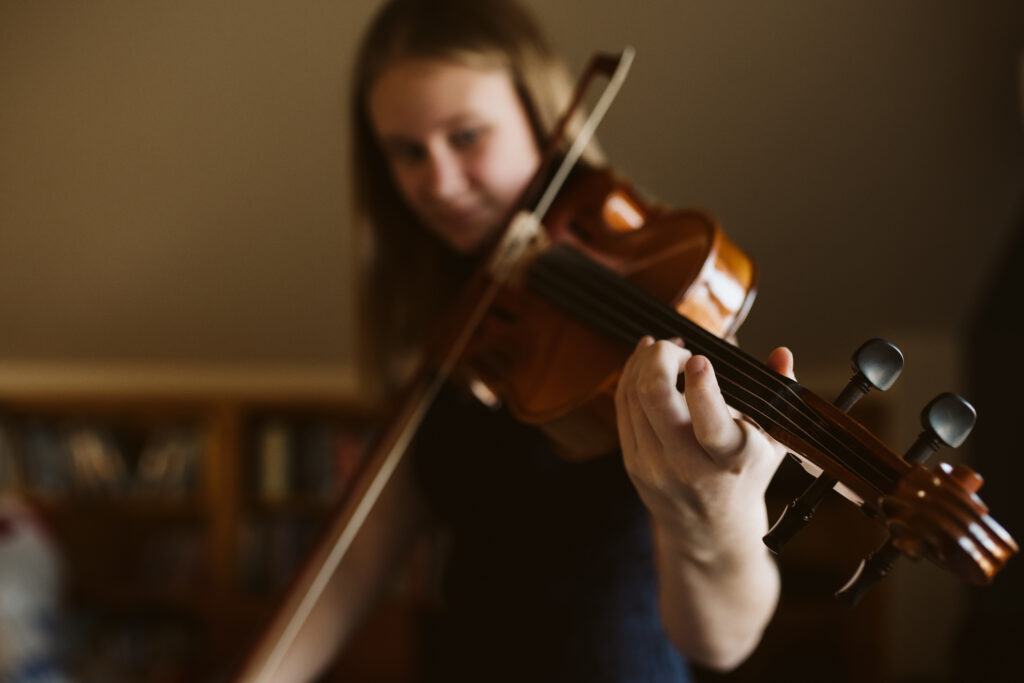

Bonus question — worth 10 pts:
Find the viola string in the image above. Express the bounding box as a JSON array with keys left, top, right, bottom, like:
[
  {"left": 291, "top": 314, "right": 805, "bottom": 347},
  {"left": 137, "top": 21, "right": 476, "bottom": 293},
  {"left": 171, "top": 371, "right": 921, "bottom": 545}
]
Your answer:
[
  {"left": 541, "top": 246, "right": 791, "bottom": 390},
  {"left": 525, "top": 245, "right": 901, "bottom": 492},
  {"left": 537, "top": 248, "right": 901, "bottom": 491},
  {"left": 528, "top": 248, "right": 894, "bottom": 488},
  {"left": 526, "top": 257, "right": 881, "bottom": 487},
  {"left": 544, "top": 249, "right": 816, "bottom": 434},
  {"left": 524, "top": 257, "right": 822, "bottom": 447},
  {"left": 524, "top": 258, "right": 817, "bottom": 444},
  {"left": 527, "top": 249, "right": 812, "bottom": 421}
]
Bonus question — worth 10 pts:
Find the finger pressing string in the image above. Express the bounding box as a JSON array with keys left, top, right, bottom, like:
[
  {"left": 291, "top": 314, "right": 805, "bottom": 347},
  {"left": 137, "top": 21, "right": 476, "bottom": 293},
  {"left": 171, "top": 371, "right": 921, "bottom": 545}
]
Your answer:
[
  {"left": 767, "top": 346, "right": 795, "bottom": 380},
  {"left": 683, "top": 355, "right": 747, "bottom": 466}
]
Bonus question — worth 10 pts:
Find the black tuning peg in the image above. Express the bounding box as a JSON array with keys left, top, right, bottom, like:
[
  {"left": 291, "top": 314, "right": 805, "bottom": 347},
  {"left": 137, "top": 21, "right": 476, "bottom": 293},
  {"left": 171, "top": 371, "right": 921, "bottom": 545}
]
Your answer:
[
  {"left": 833, "top": 338, "right": 905, "bottom": 411},
  {"left": 834, "top": 537, "right": 901, "bottom": 608},
  {"left": 834, "top": 392, "right": 977, "bottom": 607},
  {"left": 903, "top": 393, "right": 976, "bottom": 464},
  {"left": 764, "top": 339, "right": 904, "bottom": 554}
]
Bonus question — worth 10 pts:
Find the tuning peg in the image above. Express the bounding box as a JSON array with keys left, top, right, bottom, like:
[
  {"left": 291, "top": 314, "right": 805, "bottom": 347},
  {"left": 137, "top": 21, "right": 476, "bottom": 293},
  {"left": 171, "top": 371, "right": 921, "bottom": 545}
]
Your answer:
[
  {"left": 764, "top": 340, "right": 904, "bottom": 553},
  {"left": 903, "top": 393, "right": 976, "bottom": 464},
  {"left": 834, "top": 338, "right": 904, "bottom": 410},
  {"left": 762, "top": 474, "right": 833, "bottom": 554},
  {"left": 834, "top": 537, "right": 901, "bottom": 607},
  {"left": 834, "top": 392, "right": 977, "bottom": 607}
]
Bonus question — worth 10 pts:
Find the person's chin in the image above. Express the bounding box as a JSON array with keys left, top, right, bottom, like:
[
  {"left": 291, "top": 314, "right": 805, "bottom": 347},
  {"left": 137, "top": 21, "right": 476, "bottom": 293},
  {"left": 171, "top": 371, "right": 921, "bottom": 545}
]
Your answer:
[
  {"left": 445, "top": 231, "right": 489, "bottom": 255},
  {"left": 433, "top": 216, "right": 496, "bottom": 255}
]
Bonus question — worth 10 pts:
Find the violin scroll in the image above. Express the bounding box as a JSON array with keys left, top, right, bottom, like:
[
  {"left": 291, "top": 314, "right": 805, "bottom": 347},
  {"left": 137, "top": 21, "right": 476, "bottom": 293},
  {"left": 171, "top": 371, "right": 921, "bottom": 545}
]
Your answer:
[
  {"left": 836, "top": 461, "right": 1017, "bottom": 607},
  {"left": 822, "top": 389, "right": 1015, "bottom": 606},
  {"left": 765, "top": 348, "right": 1017, "bottom": 606},
  {"left": 881, "top": 462, "right": 1016, "bottom": 584}
]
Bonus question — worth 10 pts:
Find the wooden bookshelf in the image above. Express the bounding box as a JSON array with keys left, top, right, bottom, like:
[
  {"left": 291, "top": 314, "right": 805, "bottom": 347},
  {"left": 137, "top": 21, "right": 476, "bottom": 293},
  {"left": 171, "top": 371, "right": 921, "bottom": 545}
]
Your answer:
[{"left": 0, "top": 361, "right": 381, "bottom": 683}]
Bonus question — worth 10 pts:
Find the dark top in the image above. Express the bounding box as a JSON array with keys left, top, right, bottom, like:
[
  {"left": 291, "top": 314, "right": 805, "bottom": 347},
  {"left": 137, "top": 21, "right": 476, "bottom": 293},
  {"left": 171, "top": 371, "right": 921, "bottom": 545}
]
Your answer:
[{"left": 413, "top": 383, "right": 691, "bottom": 683}]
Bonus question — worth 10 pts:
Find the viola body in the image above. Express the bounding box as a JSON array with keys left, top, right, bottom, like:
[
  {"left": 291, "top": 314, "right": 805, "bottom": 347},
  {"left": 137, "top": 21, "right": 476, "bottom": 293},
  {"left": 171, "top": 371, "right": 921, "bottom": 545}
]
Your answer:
[{"left": 463, "top": 165, "right": 756, "bottom": 457}]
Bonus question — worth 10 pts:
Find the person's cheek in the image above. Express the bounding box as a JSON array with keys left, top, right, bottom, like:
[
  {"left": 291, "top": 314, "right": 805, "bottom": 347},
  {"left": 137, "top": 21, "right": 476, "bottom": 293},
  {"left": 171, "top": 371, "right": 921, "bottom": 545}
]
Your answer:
[{"left": 393, "top": 167, "right": 423, "bottom": 212}]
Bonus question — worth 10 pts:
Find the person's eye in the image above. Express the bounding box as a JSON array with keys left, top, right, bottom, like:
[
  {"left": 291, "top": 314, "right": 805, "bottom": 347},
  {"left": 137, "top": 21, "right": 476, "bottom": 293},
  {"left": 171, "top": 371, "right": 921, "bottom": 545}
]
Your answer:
[
  {"left": 385, "top": 141, "right": 426, "bottom": 165},
  {"left": 450, "top": 127, "right": 485, "bottom": 149}
]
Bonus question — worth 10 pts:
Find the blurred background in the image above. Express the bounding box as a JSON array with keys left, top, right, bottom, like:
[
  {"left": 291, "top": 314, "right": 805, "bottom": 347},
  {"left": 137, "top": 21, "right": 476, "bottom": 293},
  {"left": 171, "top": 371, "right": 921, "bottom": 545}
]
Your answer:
[{"left": 1, "top": 1, "right": 1021, "bottom": 681}]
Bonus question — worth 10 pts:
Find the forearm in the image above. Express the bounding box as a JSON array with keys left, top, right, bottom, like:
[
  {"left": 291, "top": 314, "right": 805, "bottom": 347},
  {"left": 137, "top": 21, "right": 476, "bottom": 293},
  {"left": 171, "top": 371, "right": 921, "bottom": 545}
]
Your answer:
[
  {"left": 653, "top": 513, "right": 779, "bottom": 672},
  {"left": 615, "top": 341, "right": 792, "bottom": 671}
]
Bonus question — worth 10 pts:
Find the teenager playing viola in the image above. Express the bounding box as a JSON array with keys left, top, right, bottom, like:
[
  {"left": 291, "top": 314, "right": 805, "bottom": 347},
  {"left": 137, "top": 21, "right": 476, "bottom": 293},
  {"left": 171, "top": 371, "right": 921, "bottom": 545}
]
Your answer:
[{"left": 247, "top": 1, "right": 795, "bottom": 680}]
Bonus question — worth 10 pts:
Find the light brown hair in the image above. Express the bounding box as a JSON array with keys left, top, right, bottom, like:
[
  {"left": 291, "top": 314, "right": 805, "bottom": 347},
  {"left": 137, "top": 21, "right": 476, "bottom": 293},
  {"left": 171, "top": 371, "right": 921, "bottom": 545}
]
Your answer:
[{"left": 351, "top": 0, "right": 596, "bottom": 390}]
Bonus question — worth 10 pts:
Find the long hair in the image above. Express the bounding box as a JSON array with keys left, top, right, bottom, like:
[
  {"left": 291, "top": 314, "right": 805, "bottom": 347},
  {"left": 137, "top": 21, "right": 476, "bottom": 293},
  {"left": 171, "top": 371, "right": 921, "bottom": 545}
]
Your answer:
[{"left": 350, "top": 0, "right": 598, "bottom": 391}]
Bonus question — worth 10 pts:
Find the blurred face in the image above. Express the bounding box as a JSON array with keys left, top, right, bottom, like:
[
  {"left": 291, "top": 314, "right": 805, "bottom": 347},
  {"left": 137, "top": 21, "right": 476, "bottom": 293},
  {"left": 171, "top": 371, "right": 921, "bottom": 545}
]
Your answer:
[{"left": 368, "top": 59, "right": 541, "bottom": 254}]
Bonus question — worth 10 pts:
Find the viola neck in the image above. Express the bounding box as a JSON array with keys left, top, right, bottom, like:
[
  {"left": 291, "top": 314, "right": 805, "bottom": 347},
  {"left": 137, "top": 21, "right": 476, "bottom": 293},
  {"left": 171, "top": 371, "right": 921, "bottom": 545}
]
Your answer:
[{"left": 524, "top": 244, "right": 906, "bottom": 498}]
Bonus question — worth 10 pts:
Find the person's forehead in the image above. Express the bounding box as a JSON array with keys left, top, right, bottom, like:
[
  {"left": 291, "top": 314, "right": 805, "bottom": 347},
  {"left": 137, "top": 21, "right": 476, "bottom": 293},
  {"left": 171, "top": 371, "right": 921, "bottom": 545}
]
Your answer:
[{"left": 368, "top": 59, "right": 521, "bottom": 136}]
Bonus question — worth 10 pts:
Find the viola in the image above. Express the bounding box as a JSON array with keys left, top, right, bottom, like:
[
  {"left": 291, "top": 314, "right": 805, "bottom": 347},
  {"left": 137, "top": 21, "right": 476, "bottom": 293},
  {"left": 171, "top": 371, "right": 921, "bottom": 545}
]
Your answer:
[{"left": 234, "top": 48, "right": 1016, "bottom": 682}]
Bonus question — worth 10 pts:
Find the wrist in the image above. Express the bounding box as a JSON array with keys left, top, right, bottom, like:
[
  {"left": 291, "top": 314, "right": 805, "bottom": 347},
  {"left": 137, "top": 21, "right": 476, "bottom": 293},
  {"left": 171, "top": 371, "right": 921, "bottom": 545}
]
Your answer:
[{"left": 652, "top": 506, "right": 770, "bottom": 571}]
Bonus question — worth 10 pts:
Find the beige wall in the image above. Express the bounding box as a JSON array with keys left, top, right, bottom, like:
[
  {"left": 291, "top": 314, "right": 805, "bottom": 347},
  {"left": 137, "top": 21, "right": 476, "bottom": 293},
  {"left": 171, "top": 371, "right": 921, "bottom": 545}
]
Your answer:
[
  {"left": 2, "top": 0, "right": 1022, "bottom": 369},
  {"left": 2, "top": 1, "right": 1022, "bottom": 678},
  {"left": 1, "top": 0, "right": 377, "bottom": 364},
  {"left": 533, "top": 0, "right": 1024, "bottom": 365}
]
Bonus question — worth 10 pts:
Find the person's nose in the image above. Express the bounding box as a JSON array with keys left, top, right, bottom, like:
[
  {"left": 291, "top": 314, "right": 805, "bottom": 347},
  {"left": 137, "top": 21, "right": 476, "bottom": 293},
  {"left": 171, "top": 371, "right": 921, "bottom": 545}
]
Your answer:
[{"left": 422, "top": 147, "right": 469, "bottom": 200}]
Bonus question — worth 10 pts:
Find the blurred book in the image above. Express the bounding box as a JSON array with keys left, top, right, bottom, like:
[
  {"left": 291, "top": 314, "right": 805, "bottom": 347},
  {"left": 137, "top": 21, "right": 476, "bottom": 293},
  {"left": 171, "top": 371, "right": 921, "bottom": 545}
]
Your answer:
[
  {"left": 237, "top": 516, "right": 320, "bottom": 594},
  {"left": 296, "top": 419, "right": 336, "bottom": 501},
  {"left": 64, "top": 426, "right": 128, "bottom": 494},
  {"left": 17, "top": 421, "right": 73, "bottom": 494},
  {"left": 135, "top": 427, "right": 201, "bottom": 498},
  {"left": 257, "top": 419, "right": 292, "bottom": 502},
  {"left": 140, "top": 527, "right": 203, "bottom": 591},
  {"left": 0, "top": 421, "right": 21, "bottom": 490}
]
